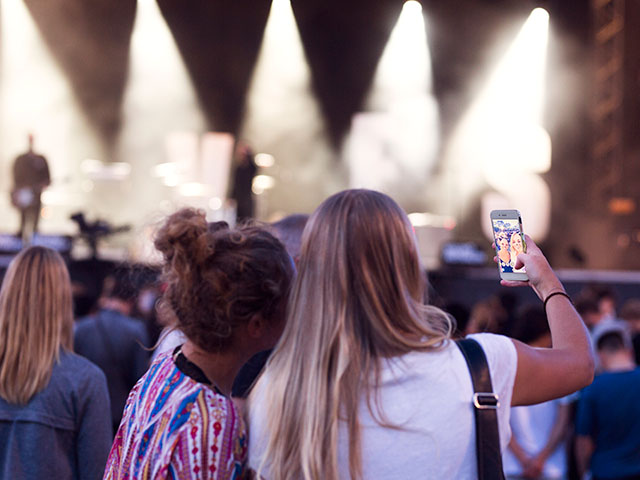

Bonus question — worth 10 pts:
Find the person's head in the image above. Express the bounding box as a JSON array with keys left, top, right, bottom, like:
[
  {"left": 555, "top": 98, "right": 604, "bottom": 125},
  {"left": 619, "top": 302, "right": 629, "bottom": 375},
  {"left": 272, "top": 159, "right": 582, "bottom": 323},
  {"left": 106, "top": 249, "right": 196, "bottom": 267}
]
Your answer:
[
  {"left": 97, "top": 265, "right": 139, "bottom": 315},
  {"left": 465, "top": 297, "right": 507, "bottom": 336},
  {"left": 496, "top": 233, "right": 509, "bottom": 252},
  {"left": 510, "top": 232, "right": 524, "bottom": 256},
  {"left": 592, "top": 323, "right": 634, "bottom": 371},
  {"left": 0, "top": 246, "right": 73, "bottom": 404},
  {"left": 270, "top": 214, "right": 309, "bottom": 264},
  {"left": 510, "top": 305, "right": 550, "bottom": 348},
  {"left": 594, "top": 287, "right": 617, "bottom": 319},
  {"left": 154, "top": 208, "right": 294, "bottom": 356},
  {"left": 619, "top": 298, "right": 640, "bottom": 334},
  {"left": 575, "top": 296, "right": 601, "bottom": 329},
  {"left": 254, "top": 189, "right": 452, "bottom": 480},
  {"left": 582, "top": 284, "right": 617, "bottom": 321}
]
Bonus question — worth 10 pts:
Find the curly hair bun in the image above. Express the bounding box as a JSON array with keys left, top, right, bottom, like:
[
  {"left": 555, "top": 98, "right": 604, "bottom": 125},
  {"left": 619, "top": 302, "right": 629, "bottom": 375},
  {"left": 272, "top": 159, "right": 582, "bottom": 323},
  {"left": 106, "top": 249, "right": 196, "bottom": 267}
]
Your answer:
[
  {"left": 155, "top": 208, "right": 294, "bottom": 353},
  {"left": 154, "top": 208, "right": 219, "bottom": 271}
]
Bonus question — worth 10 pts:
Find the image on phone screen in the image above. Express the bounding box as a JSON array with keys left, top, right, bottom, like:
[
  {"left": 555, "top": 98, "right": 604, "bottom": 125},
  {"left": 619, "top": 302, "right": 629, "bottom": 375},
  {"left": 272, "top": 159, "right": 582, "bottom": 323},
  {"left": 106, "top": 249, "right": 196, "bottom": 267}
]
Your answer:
[{"left": 492, "top": 219, "right": 526, "bottom": 274}]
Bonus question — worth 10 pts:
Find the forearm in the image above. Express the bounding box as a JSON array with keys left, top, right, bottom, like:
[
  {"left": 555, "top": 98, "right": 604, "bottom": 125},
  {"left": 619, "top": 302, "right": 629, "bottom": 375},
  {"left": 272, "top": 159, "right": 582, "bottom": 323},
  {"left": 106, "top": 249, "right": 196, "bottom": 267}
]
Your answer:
[
  {"left": 537, "top": 404, "right": 570, "bottom": 461},
  {"left": 575, "top": 435, "right": 594, "bottom": 478},
  {"left": 545, "top": 293, "right": 594, "bottom": 384},
  {"left": 508, "top": 437, "right": 531, "bottom": 466}
]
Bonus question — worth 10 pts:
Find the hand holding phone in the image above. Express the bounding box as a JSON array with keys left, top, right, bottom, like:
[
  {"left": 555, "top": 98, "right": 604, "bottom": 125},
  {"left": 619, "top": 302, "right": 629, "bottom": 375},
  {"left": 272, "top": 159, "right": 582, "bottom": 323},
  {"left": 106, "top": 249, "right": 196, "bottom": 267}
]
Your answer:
[
  {"left": 498, "top": 234, "right": 565, "bottom": 301},
  {"left": 490, "top": 209, "right": 528, "bottom": 282}
]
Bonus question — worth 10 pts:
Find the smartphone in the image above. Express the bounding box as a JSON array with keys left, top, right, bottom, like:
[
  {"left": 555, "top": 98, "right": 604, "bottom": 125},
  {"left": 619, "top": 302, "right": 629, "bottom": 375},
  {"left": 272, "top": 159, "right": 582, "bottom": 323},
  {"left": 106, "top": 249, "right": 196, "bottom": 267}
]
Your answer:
[{"left": 490, "top": 209, "right": 528, "bottom": 281}]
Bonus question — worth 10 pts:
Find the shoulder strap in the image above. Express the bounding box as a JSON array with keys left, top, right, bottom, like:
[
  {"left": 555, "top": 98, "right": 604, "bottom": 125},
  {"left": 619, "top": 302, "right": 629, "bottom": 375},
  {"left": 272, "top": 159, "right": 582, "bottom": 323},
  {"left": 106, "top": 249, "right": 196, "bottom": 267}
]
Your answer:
[{"left": 456, "top": 338, "right": 505, "bottom": 480}]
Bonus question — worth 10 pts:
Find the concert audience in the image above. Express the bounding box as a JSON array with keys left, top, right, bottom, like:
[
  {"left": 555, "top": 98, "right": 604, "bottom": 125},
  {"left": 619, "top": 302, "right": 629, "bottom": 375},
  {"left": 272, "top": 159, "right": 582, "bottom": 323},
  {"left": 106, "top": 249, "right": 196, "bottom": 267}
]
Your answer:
[
  {"left": 575, "top": 323, "right": 640, "bottom": 479},
  {"left": 247, "top": 189, "right": 594, "bottom": 479},
  {"left": 503, "top": 305, "right": 572, "bottom": 480},
  {"left": 103, "top": 208, "right": 294, "bottom": 479},
  {"left": 618, "top": 298, "right": 640, "bottom": 365},
  {"left": 0, "top": 247, "right": 111, "bottom": 479},
  {"left": 230, "top": 213, "right": 308, "bottom": 399},
  {"left": 74, "top": 268, "right": 150, "bottom": 435}
]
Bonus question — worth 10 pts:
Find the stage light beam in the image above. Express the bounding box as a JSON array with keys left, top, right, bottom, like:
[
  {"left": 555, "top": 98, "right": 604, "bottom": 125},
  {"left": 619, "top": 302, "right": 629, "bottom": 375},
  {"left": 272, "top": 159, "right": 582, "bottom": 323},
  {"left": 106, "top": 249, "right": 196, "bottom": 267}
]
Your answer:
[
  {"left": 241, "top": 0, "right": 336, "bottom": 215},
  {"left": 116, "top": 0, "right": 207, "bottom": 222},
  {"left": 346, "top": 0, "right": 438, "bottom": 207},
  {"left": 444, "top": 8, "right": 551, "bottom": 241}
]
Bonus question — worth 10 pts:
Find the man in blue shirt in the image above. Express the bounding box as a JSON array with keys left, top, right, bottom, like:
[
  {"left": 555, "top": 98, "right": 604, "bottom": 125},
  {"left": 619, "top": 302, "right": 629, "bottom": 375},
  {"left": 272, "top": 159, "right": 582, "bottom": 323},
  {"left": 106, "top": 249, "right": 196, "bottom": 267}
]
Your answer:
[
  {"left": 575, "top": 322, "right": 640, "bottom": 480},
  {"left": 74, "top": 267, "right": 150, "bottom": 434}
]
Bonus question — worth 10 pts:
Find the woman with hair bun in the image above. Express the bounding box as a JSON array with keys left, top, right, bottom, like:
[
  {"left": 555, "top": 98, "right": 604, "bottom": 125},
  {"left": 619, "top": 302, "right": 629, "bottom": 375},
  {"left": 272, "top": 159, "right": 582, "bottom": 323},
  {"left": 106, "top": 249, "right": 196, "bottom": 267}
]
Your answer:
[
  {"left": 0, "top": 246, "right": 111, "bottom": 479},
  {"left": 247, "top": 189, "right": 594, "bottom": 480},
  {"left": 104, "top": 208, "right": 294, "bottom": 480}
]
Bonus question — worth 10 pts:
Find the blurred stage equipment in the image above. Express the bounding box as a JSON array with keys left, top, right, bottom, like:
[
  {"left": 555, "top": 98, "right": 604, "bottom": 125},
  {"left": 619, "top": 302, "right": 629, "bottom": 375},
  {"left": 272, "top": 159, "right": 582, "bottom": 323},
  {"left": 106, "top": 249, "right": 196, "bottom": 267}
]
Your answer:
[
  {"left": 441, "top": 242, "right": 488, "bottom": 267},
  {"left": 408, "top": 212, "right": 456, "bottom": 270},
  {"left": 0, "top": 233, "right": 72, "bottom": 267},
  {"left": 591, "top": 0, "right": 633, "bottom": 214},
  {"left": 70, "top": 212, "right": 130, "bottom": 260}
]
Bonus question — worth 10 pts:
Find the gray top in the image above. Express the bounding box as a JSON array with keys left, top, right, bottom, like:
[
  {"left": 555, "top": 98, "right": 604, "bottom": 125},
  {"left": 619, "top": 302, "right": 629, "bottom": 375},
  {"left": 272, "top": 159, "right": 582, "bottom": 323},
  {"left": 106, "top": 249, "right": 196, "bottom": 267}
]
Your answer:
[
  {"left": 74, "top": 308, "right": 150, "bottom": 432},
  {"left": 0, "top": 350, "right": 112, "bottom": 479}
]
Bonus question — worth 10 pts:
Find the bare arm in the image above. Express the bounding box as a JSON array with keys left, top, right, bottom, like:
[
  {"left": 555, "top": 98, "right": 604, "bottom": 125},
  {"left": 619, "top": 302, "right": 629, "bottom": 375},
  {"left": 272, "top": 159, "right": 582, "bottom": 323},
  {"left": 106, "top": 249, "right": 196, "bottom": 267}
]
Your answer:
[
  {"left": 496, "top": 235, "right": 595, "bottom": 406},
  {"left": 536, "top": 402, "right": 570, "bottom": 463},
  {"left": 507, "top": 435, "right": 532, "bottom": 469},
  {"left": 575, "top": 435, "right": 595, "bottom": 478}
]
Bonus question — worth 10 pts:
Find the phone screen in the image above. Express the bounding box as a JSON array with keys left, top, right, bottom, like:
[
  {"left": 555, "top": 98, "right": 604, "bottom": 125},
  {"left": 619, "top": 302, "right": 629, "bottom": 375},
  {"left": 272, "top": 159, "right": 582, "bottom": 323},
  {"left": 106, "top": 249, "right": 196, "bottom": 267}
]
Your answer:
[{"left": 492, "top": 219, "right": 526, "bottom": 274}]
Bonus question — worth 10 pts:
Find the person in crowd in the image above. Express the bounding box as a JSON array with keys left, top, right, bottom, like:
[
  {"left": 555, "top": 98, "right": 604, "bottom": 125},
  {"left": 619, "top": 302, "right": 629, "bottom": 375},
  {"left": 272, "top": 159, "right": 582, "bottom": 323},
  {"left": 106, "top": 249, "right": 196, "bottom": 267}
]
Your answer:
[
  {"left": 151, "top": 213, "right": 309, "bottom": 398},
  {"left": 496, "top": 232, "right": 512, "bottom": 272},
  {"left": 74, "top": 266, "right": 150, "bottom": 434},
  {"left": 0, "top": 246, "right": 111, "bottom": 479},
  {"left": 510, "top": 232, "right": 526, "bottom": 270},
  {"left": 247, "top": 189, "right": 594, "bottom": 480},
  {"left": 575, "top": 297, "right": 602, "bottom": 332},
  {"left": 230, "top": 213, "right": 308, "bottom": 399},
  {"left": 503, "top": 305, "right": 571, "bottom": 480},
  {"left": 11, "top": 134, "right": 51, "bottom": 243},
  {"left": 592, "top": 286, "right": 618, "bottom": 324},
  {"left": 618, "top": 298, "right": 640, "bottom": 365},
  {"left": 578, "top": 285, "right": 618, "bottom": 326},
  {"left": 575, "top": 323, "right": 640, "bottom": 480},
  {"left": 464, "top": 296, "right": 507, "bottom": 335},
  {"left": 230, "top": 141, "right": 258, "bottom": 222},
  {"left": 104, "top": 208, "right": 294, "bottom": 479},
  {"left": 269, "top": 213, "right": 309, "bottom": 263}
]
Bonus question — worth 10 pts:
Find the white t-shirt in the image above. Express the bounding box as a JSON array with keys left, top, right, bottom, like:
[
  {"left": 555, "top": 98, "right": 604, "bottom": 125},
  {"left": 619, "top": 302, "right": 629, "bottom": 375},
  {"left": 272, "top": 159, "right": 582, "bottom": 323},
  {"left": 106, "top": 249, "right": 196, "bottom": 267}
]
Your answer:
[
  {"left": 502, "top": 397, "right": 570, "bottom": 479},
  {"left": 248, "top": 333, "right": 517, "bottom": 479}
]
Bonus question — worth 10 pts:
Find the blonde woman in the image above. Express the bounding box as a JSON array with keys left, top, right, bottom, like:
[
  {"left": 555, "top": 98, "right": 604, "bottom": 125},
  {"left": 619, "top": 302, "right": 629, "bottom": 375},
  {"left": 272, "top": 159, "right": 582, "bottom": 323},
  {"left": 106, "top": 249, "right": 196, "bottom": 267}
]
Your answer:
[
  {"left": 247, "top": 189, "right": 594, "bottom": 479},
  {"left": 510, "top": 232, "right": 525, "bottom": 270},
  {"left": 496, "top": 232, "right": 512, "bottom": 272},
  {"left": 0, "top": 246, "right": 111, "bottom": 479}
]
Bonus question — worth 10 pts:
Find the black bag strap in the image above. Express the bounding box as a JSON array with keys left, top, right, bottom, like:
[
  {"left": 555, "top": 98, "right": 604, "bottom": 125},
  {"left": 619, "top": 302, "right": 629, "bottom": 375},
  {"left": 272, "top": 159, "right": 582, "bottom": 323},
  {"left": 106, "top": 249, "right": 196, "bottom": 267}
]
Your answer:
[{"left": 456, "top": 338, "right": 505, "bottom": 480}]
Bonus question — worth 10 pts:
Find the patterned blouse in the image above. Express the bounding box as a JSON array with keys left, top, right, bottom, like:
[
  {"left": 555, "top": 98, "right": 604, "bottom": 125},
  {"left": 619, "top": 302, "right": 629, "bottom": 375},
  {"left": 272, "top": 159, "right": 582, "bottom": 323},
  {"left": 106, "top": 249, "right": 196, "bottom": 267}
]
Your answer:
[{"left": 104, "top": 348, "right": 247, "bottom": 480}]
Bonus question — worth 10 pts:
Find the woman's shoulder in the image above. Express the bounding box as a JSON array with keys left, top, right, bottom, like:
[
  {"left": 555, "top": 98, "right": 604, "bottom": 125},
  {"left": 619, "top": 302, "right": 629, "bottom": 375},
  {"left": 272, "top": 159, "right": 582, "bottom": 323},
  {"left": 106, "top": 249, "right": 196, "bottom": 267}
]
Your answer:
[
  {"left": 464, "top": 333, "right": 517, "bottom": 364},
  {"left": 463, "top": 333, "right": 518, "bottom": 403}
]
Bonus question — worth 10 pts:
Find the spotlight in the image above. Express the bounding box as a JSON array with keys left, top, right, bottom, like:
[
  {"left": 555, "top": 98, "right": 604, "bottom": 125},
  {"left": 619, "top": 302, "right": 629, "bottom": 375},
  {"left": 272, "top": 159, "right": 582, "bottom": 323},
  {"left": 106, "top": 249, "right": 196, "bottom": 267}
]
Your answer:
[{"left": 445, "top": 8, "right": 551, "bottom": 242}]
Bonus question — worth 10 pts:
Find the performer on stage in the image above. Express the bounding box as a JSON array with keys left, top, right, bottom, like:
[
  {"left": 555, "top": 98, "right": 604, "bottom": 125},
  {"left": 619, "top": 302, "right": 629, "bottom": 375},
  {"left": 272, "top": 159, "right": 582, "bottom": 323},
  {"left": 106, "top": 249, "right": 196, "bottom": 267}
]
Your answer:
[
  {"left": 11, "top": 134, "right": 50, "bottom": 242},
  {"left": 230, "top": 140, "right": 257, "bottom": 221}
]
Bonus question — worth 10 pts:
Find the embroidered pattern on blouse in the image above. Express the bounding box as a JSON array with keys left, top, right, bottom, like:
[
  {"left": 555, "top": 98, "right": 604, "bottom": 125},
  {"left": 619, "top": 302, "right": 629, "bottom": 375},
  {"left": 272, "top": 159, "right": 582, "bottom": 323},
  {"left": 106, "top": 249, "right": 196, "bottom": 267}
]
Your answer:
[{"left": 104, "top": 353, "right": 246, "bottom": 480}]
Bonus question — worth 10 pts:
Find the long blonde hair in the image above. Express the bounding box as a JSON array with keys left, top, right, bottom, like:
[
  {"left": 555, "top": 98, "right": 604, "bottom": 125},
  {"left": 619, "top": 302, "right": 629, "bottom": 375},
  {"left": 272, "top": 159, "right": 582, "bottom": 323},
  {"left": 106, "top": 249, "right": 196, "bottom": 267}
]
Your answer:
[
  {"left": 0, "top": 246, "right": 73, "bottom": 404},
  {"left": 251, "top": 189, "right": 452, "bottom": 480}
]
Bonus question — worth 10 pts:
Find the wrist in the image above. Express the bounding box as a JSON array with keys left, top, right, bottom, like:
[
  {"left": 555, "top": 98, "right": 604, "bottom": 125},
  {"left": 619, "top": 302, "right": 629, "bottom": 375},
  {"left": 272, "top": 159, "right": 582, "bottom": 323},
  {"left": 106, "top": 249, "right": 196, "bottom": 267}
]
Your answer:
[{"left": 538, "top": 280, "right": 565, "bottom": 300}]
